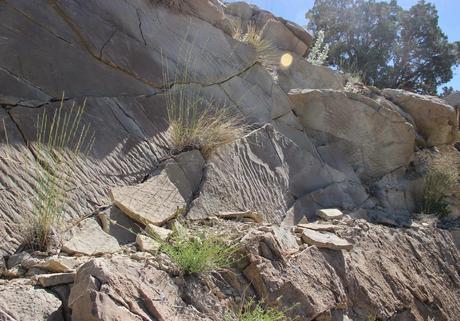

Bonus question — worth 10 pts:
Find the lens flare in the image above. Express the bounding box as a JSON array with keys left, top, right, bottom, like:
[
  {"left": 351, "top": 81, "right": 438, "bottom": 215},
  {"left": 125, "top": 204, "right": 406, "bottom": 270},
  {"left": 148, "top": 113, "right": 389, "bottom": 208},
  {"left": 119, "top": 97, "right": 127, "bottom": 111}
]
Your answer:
[{"left": 280, "top": 53, "right": 293, "bottom": 68}]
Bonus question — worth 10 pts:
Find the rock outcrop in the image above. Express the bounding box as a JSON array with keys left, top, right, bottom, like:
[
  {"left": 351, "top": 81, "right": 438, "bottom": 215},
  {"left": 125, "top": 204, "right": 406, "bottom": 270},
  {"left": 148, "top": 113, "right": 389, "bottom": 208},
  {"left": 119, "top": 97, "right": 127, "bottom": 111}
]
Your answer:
[{"left": 0, "top": 0, "right": 459, "bottom": 320}]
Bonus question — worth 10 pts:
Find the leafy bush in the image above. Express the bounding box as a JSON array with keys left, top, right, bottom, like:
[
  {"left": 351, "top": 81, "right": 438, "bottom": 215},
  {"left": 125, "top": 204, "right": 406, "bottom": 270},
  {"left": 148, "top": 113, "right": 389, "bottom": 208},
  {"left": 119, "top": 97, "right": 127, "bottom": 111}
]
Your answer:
[
  {"left": 166, "top": 94, "right": 245, "bottom": 159},
  {"left": 26, "top": 99, "right": 94, "bottom": 250},
  {"left": 421, "top": 153, "right": 457, "bottom": 217},
  {"left": 160, "top": 224, "right": 238, "bottom": 274},
  {"left": 306, "top": 30, "right": 329, "bottom": 65}
]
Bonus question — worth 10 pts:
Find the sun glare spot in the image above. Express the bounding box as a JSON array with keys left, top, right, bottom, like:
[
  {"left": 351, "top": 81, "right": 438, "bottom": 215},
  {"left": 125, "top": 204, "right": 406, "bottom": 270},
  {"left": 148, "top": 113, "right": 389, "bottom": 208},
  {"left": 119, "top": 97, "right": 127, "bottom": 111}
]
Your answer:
[{"left": 280, "top": 53, "right": 293, "bottom": 68}]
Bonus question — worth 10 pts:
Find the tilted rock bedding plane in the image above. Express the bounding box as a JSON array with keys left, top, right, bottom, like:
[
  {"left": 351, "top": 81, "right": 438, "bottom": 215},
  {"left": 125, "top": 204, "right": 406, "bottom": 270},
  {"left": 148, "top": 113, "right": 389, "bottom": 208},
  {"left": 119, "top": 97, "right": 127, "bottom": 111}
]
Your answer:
[{"left": 0, "top": 1, "right": 459, "bottom": 320}]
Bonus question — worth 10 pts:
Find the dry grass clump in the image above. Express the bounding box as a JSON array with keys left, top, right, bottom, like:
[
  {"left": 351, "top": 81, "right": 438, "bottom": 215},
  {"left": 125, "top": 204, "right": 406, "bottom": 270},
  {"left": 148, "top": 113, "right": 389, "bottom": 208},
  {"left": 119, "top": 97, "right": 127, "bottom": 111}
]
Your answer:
[
  {"left": 233, "top": 23, "right": 278, "bottom": 68},
  {"left": 167, "top": 94, "right": 246, "bottom": 158},
  {"left": 25, "top": 99, "right": 94, "bottom": 251},
  {"left": 306, "top": 30, "right": 329, "bottom": 65},
  {"left": 420, "top": 152, "right": 458, "bottom": 217}
]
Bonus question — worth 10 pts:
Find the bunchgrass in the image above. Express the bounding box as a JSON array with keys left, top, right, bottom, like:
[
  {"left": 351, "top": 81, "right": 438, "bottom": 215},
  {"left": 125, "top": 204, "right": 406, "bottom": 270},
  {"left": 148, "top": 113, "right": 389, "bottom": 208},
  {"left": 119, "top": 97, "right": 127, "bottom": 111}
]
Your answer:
[
  {"left": 306, "top": 30, "right": 329, "bottom": 66},
  {"left": 25, "top": 98, "right": 94, "bottom": 251},
  {"left": 160, "top": 223, "right": 238, "bottom": 274},
  {"left": 166, "top": 95, "right": 245, "bottom": 158},
  {"left": 421, "top": 153, "right": 457, "bottom": 218},
  {"left": 227, "top": 299, "right": 288, "bottom": 321},
  {"left": 233, "top": 23, "right": 278, "bottom": 68}
]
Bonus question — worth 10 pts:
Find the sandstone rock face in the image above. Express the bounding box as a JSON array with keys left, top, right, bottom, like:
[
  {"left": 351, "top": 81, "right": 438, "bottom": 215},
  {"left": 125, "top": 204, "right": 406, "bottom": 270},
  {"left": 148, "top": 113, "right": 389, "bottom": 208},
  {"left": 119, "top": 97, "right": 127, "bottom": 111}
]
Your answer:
[
  {"left": 62, "top": 219, "right": 120, "bottom": 256},
  {"left": 188, "top": 125, "right": 366, "bottom": 223},
  {"left": 289, "top": 89, "right": 416, "bottom": 179},
  {"left": 0, "top": 280, "right": 63, "bottom": 321},
  {"left": 68, "top": 256, "right": 210, "bottom": 321},
  {"left": 383, "top": 89, "right": 458, "bottom": 146}
]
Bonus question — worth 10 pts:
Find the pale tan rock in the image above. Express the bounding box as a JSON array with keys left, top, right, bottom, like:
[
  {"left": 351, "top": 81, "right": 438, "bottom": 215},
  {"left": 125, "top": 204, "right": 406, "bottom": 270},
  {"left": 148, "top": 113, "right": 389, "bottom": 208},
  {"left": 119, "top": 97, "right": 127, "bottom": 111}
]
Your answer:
[
  {"left": 136, "top": 234, "right": 161, "bottom": 254},
  {"left": 301, "top": 229, "right": 352, "bottom": 250},
  {"left": 317, "top": 209, "right": 344, "bottom": 221},
  {"left": 297, "top": 223, "right": 339, "bottom": 232},
  {"left": 35, "top": 272, "right": 76, "bottom": 287},
  {"left": 62, "top": 219, "right": 120, "bottom": 256},
  {"left": 383, "top": 89, "right": 458, "bottom": 146},
  {"left": 289, "top": 89, "right": 415, "bottom": 179},
  {"left": 68, "top": 257, "right": 211, "bottom": 321},
  {"left": 216, "top": 210, "right": 263, "bottom": 223},
  {"left": 146, "top": 224, "right": 173, "bottom": 241},
  {"left": 35, "top": 258, "right": 74, "bottom": 273},
  {"left": 0, "top": 280, "right": 62, "bottom": 320},
  {"left": 271, "top": 226, "right": 299, "bottom": 255},
  {"left": 110, "top": 170, "right": 187, "bottom": 226}
]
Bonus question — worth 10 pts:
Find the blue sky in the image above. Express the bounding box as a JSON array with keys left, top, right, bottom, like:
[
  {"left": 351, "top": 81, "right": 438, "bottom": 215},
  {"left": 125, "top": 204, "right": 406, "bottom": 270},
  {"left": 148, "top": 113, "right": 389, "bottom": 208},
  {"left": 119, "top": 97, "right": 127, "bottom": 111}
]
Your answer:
[{"left": 228, "top": 0, "right": 459, "bottom": 91}]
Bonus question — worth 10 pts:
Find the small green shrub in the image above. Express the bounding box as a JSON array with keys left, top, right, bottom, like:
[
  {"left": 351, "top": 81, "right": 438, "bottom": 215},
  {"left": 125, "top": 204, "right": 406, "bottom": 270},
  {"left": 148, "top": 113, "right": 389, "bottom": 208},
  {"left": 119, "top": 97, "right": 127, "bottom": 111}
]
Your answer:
[
  {"left": 160, "top": 225, "right": 238, "bottom": 274},
  {"left": 421, "top": 153, "right": 457, "bottom": 218},
  {"left": 307, "top": 30, "right": 329, "bottom": 65},
  {"left": 227, "top": 299, "right": 288, "bottom": 321}
]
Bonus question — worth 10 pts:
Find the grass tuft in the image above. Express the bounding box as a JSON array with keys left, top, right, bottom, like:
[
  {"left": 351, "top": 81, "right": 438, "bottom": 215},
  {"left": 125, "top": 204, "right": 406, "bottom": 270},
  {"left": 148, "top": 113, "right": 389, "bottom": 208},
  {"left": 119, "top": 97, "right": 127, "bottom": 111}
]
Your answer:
[
  {"left": 160, "top": 223, "right": 238, "bottom": 274},
  {"left": 421, "top": 152, "right": 457, "bottom": 217},
  {"left": 166, "top": 95, "right": 245, "bottom": 158},
  {"left": 233, "top": 22, "right": 278, "bottom": 72},
  {"left": 25, "top": 98, "right": 94, "bottom": 251}
]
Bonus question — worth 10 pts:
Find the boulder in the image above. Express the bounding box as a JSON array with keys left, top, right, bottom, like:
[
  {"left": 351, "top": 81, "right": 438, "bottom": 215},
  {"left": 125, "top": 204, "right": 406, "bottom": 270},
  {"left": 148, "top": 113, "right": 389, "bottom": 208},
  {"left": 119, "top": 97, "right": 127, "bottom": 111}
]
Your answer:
[
  {"left": 188, "top": 125, "right": 362, "bottom": 223},
  {"left": 62, "top": 219, "right": 120, "bottom": 256},
  {"left": 0, "top": 280, "right": 63, "bottom": 321},
  {"left": 146, "top": 224, "right": 173, "bottom": 241},
  {"left": 301, "top": 229, "right": 353, "bottom": 250},
  {"left": 289, "top": 89, "right": 415, "bottom": 179},
  {"left": 383, "top": 89, "right": 458, "bottom": 146},
  {"left": 136, "top": 234, "right": 161, "bottom": 253},
  {"left": 297, "top": 223, "right": 340, "bottom": 232},
  {"left": 68, "top": 256, "right": 210, "bottom": 321},
  {"left": 260, "top": 19, "right": 308, "bottom": 56},
  {"left": 110, "top": 169, "right": 187, "bottom": 226},
  {"left": 317, "top": 209, "right": 344, "bottom": 221},
  {"left": 35, "top": 272, "right": 76, "bottom": 287},
  {"left": 278, "top": 54, "right": 344, "bottom": 93}
]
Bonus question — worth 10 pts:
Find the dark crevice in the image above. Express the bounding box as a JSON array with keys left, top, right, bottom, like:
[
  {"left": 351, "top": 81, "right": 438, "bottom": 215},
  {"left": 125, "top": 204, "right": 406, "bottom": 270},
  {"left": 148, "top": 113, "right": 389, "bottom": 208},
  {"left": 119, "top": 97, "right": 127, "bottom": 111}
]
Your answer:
[
  {"left": 99, "top": 30, "right": 117, "bottom": 59},
  {"left": 136, "top": 9, "right": 147, "bottom": 46}
]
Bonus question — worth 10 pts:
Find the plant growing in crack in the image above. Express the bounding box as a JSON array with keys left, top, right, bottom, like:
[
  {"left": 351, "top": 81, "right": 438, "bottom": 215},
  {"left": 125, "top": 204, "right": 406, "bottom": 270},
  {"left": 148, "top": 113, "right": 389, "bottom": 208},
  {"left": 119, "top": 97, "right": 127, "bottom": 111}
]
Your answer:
[{"left": 3, "top": 97, "right": 95, "bottom": 251}]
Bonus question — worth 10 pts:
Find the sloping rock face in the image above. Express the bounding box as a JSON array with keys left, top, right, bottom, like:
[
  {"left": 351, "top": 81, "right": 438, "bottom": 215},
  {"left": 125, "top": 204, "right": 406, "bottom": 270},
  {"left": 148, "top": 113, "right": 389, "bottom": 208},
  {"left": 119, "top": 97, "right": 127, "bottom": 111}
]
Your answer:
[
  {"left": 188, "top": 124, "right": 368, "bottom": 223},
  {"left": 289, "top": 89, "right": 415, "bottom": 180},
  {"left": 0, "top": 0, "right": 459, "bottom": 320}
]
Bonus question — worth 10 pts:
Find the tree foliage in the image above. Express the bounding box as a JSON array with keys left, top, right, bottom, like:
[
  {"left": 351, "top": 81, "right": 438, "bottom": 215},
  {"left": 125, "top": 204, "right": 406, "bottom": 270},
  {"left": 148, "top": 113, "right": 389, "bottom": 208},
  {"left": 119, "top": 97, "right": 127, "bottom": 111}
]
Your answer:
[{"left": 306, "top": 0, "right": 459, "bottom": 95}]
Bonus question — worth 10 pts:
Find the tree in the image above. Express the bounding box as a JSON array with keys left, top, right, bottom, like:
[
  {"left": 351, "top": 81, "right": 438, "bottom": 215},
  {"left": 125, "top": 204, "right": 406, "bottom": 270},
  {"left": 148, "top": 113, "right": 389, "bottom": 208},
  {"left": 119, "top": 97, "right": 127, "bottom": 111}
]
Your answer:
[{"left": 306, "top": 0, "right": 459, "bottom": 95}]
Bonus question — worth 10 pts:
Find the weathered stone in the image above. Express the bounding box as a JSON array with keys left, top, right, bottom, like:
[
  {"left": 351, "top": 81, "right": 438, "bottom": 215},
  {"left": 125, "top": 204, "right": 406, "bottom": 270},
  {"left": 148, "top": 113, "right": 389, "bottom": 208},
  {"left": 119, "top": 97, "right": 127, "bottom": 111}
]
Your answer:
[
  {"left": 278, "top": 54, "right": 344, "bottom": 93},
  {"left": 317, "top": 209, "right": 344, "bottom": 221},
  {"left": 271, "top": 226, "right": 299, "bottom": 255},
  {"left": 260, "top": 19, "right": 308, "bottom": 56},
  {"left": 0, "top": 280, "right": 63, "bottom": 321},
  {"left": 188, "top": 125, "right": 362, "bottom": 223},
  {"left": 62, "top": 219, "right": 120, "bottom": 256},
  {"left": 146, "top": 224, "right": 173, "bottom": 241},
  {"left": 289, "top": 89, "right": 415, "bottom": 179},
  {"left": 216, "top": 211, "right": 263, "bottom": 223},
  {"left": 98, "top": 205, "right": 141, "bottom": 245},
  {"left": 34, "top": 258, "right": 74, "bottom": 273},
  {"left": 35, "top": 272, "right": 76, "bottom": 288},
  {"left": 383, "top": 89, "right": 458, "bottom": 146},
  {"left": 301, "top": 229, "right": 353, "bottom": 250},
  {"left": 297, "top": 223, "right": 340, "bottom": 232},
  {"left": 111, "top": 169, "right": 187, "bottom": 226},
  {"left": 136, "top": 234, "right": 161, "bottom": 253},
  {"left": 7, "top": 252, "right": 31, "bottom": 269},
  {"left": 68, "top": 256, "right": 210, "bottom": 321}
]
